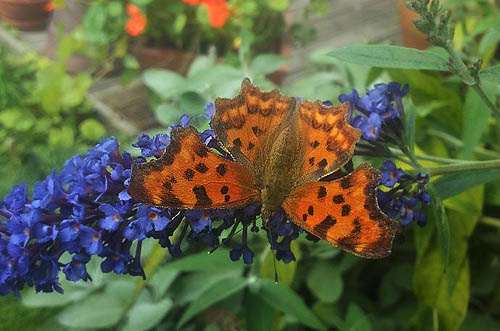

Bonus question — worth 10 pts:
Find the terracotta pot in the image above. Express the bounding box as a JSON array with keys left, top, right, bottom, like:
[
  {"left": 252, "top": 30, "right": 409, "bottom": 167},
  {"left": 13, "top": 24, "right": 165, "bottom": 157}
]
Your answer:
[
  {"left": 0, "top": 0, "right": 52, "bottom": 31},
  {"left": 131, "top": 45, "right": 196, "bottom": 75},
  {"left": 398, "top": 0, "right": 428, "bottom": 50}
]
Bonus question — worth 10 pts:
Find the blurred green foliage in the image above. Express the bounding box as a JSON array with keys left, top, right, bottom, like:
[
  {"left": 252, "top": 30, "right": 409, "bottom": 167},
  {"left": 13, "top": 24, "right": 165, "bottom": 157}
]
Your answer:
[{"left": 0, "top": 46, "right": 106, "bottom": 197}]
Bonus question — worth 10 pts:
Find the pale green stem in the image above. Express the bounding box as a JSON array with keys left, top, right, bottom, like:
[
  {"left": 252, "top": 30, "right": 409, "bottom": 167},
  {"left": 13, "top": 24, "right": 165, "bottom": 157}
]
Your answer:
[
  {"left": 427, "top": 129, "right": 500, "bottom": 159},
  {"left": 445, "top": 44, "right": 500, "bottom": 117},
  {"left": 408, "top": 159, "right": 500, "bottom": 177},
  {"left": 389, "top": 148, "right": 468, "bottom": 164},
  {"left": 480, "top": 217, "right": 500, "bottom": 229}
]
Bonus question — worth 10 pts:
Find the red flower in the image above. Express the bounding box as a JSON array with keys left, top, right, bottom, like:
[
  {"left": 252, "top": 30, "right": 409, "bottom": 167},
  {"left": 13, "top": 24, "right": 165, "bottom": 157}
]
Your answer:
[
  {"left": 44, "top": 1, "right": 55, "bottom": 12},
  {"left": 181, "top": 0, "right": 201, "bottom": 5},
  {"left": 125, "top": 4, "right": 147, "bottom": 37},
  {"left": 203, "top": 0, "right": 229, "bottom": 28},
  {"left": 180, "top": 0, "right": 229, "bottom": 28}
]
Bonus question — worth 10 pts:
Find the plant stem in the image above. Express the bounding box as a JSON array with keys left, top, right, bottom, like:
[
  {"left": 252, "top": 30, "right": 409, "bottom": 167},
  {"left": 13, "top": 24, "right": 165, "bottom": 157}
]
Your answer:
[
  {"left": 471, "top": 84, "right": 500, "bottom": 117},
  {"left": 480, "top": 217, "right": 500, "bottom": 229},
  {"left": 446, "top": 45, "right": 500, "bottom": 117},
  {"left": 427, "top": 129, "right": 500, "bottom": 159},
  {"left": 389, "top": 148, "right": 468, "bottom": 164},
  {"left": 409, "top": 159, "right": 500, "bottom": 177}
]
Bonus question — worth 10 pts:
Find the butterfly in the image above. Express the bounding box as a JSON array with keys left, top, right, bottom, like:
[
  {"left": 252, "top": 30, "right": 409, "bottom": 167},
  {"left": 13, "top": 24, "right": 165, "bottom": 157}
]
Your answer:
[{"left": 128, "top": 79, "right": 398, "bottom": 258}]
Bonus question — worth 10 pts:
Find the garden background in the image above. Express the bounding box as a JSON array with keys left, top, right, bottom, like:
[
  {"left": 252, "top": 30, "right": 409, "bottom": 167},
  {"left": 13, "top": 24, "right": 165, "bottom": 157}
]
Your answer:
[{"left": 0, "top": 0, "right": 500, "bottom": 330}]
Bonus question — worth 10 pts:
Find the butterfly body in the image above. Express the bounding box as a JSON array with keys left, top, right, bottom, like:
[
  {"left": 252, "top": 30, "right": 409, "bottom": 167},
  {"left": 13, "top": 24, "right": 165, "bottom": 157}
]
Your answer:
[
  {"left": 128, "top": 79, "right": 399, "bottom": 258},
  {"left": 260, "top": 122, "right": 304, "bottom": 220}
]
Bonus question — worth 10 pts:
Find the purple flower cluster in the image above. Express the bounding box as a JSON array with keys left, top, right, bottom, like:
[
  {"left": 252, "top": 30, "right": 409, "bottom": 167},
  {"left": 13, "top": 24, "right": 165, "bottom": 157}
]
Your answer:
[
  {"left": 340, "top": 82, "right": 409, "bottom": 142},
  {"left": 0, "top": 102, "right": 304, "bottom": 296},
  {"left": 377, "top": 161, "right": 431, "bottom": 226}
]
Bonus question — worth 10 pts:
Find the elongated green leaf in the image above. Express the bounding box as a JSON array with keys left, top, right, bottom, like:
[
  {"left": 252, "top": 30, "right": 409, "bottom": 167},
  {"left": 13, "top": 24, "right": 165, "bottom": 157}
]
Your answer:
[
  {"left": 123, "top": 299, "right": 173, "bottom": 331},
  {"left": 427, "top": 184, "right": 450, "bottom": 270},
  {"left": 462, "top": 88, "right": 490, "bottom": 159},
  {"left": 177, "top": 277, "right": 250, "bottom": 327},
  {"left": 405, "top": 101, "right": 416, "bottom": 154},
  {"left": 245, "top": 291, "right": 276, "bottom": 331},
  {"left": 329, "top": 45, "right": 449, "bottom": 70},
  {"left": 433, "top": 168, "right": 500, "bottom": 200},
  {"left": 479, "top": 66, "right": 500, "bottom": 84},
  {"left": 258, "top": 279, "right": 326, "bottom": 330},
  {"left": 306, "top": 262, "right": 343, "bottom": 303},
  {"left": 57, "top": 293, "right": 123, "bottom": 328},
  {"left": 142, "top": 69, "right": 187, "bottom": 99},
  {"left": 345, "top": 303, "right": 372, "bottom": 331},
  {"left": 168, "top": 249, "right": 242, "bottom": 273},
  {"left": 250, "top": 54, "right": 287, "bottom": 77}
]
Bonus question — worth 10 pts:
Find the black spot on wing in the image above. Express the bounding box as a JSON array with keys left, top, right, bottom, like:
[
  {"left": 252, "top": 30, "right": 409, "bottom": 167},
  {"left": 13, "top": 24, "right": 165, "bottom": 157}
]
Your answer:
[
  {"left": 220, "top": 186, "right": 229, "bottom": 194},
  {"left": 318, "top": 158, "right": 328, "bottom": 169},
  {"left": 313, "top": 215, "right": 337, "bottom": 237},
  {"left": 195, "top": 163, "right": 209, "bottom": 173},
  {"left": 233, "top": 138, "right": 242, "bottom": 148},
  {"left": 192, "top": 185, "right": 212, "bottom": 207},
  {"left": 332, "top": 194, "right": 345, "bottom": 204},
  {"left": 340, "top": 177, "right": 352, "bottom": 189},
  {"left": 341, "top": 204, "right": 351, "bottom": 216},
  {"left": 317, "top": 186, "right": 327, "bottom": 199},
  {"left": 308, "top": 206, "right": 314, "bottom": 216},
  {"left": 184, "top": 168, "right": 195, "bottom": 181},
  {"left": 216, "top": 164, "right": 227, "bottom": 176}
]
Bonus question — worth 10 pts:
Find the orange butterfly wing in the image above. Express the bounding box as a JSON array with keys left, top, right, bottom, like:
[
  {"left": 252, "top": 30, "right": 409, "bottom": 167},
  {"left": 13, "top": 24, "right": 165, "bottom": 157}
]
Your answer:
[
  {"left": 128, "top": 126, "right": 259, "bottom": 209},
  {"left": 282, "top": 164, "right": 398, "bottom": 258},
  {"left": 295, "top": 101, "right": 361, "bottom": 182},
  {"left": 212, "top": 79, "right": 295, "bottom": 168}
]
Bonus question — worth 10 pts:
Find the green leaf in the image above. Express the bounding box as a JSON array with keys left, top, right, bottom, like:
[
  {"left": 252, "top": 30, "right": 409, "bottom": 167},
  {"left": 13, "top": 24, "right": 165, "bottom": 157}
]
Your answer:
[
  {"left": 23, "top": 280, "right": 95, "bottom": 308},
  {"left": 433, "top": 168, "right": 500, "bottom": 200},
  {"left": 178, "top": 91, "right": 207, "bottom": 115},
  {"left": 427, "top": 184, "right": 450, "bottom": 270},
  {"left": 250, "top": 54, "right": 287, "bottom": 77},
  {"left": 405, "top": 101, "right": 416, "bottom": 154},
  {"left": 245, "top": 291, "right": 276, "bottom": 331},
  {"left": 345, "top": 303, "right": 372, "bottom": 331},
  {"left": 462, "top": 88, "right": 490, "bottom": 159},
  {"left": 177, "top": 277, "right": 250, "bottom": 327},
  {"left": 57, "top": 293, "right": 123, "bottom": 328},
  {"left": 48, "top": 126, "right": 74, "bottom": 147},
  {"left": 153, "top": 103, "right": 183, "bottom": 126},
  {"left": 142, "top": 69, "right": 187, "bottom": 99},
  {"left": 187, "top": 56, "right": 214, "bottom": 78},
  {"left": 267, "top": 0, "right": 289, "bottom": 11},
  {"left": 312, "top": 302, "right": 344, "bottom": 329},
  {"left": 329, "top": 45, "right": 449, "bottom": 70},
  {"left": 479, "top": 66, "right": 500, "bottom": 84},
  {"left": 123, "top": 299, "right": 173, "bottom": 331},
  {"left": 168, "top": 249, "right": 242, "bottom": 273},
  {"left": 172, "top": 269, "right": 243, "bottom": 305},
  {"left": 258, "top": 279, "right": 326, "bottom": 330},
  {"left": 259, "top": 240, "right": 300, "bottom": 286},
  {"left": 147, "top": 267, "right": 179, "bottom": 301},
  {"left": 79, "top": 119, "right": 106, "bottom": 141},
  {"left": 306, "top": 261, "right": 343, "bottom": 303}
]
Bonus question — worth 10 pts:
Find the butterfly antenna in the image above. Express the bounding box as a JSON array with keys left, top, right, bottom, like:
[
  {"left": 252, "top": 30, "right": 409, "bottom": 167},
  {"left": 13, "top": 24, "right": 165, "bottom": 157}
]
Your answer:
[
  {"left": 266, "top": 216, "right": 279, "bottom": 284},
  {"left": 272, "top": 248, "right": 279, "bottom": 284}
]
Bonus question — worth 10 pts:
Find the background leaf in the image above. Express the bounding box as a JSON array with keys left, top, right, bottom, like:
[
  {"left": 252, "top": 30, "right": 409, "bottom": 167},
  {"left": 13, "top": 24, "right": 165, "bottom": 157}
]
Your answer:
[
  {"left": 479, "top": 66, "right": 500, "bottom": 84},
  {"left": 258, "top": 279, "right": 326, "bottom": 330},
  {"left": 433, "top": 168, "right": 500, "bottom": 200},
  {"left": 177, "top": 277, "right": 249, "bottom": 327},
  {"left": 329, "top": 45, "right": 449, "bottom": 70},
  {"left": 123, "top": 298, "right": 172, "bottom": 331}
]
